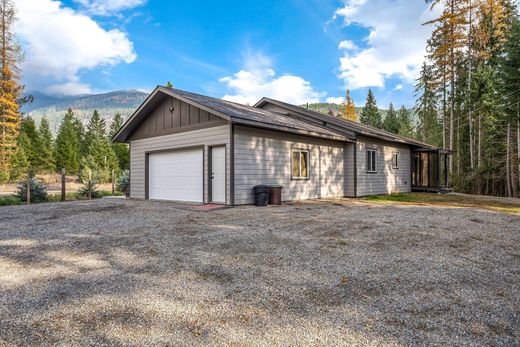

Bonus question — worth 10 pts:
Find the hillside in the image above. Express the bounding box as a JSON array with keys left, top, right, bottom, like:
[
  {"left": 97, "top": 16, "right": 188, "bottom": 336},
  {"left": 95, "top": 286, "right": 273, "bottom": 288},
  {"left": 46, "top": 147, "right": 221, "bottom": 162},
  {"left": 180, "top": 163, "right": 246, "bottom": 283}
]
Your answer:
[
  {"left": 22, "top": 90, "right": 148, "bottom": 133},
  {"left": 302, "top": 102, "right": 389, "bottom": 118}
]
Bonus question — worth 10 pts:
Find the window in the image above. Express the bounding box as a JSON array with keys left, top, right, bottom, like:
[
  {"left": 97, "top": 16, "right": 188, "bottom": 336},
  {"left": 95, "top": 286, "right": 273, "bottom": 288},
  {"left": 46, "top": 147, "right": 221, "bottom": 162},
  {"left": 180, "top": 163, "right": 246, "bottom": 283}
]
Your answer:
[
  {"left": 366, "top": 148, "right": 377, "bottom": 173},
  {"left": 291, "top": 149, "right": 310, "bottom": 179},
  {"left": 392, "top": 152, "right": 399, "bottom": 169}
]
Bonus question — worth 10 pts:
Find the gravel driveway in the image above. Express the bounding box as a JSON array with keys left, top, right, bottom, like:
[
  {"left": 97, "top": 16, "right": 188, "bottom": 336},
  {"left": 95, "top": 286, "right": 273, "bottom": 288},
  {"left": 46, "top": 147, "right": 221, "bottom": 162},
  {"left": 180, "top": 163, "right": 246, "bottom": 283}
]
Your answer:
[{"left": 0, "top": 199, "right": 518, "bottom": 346}]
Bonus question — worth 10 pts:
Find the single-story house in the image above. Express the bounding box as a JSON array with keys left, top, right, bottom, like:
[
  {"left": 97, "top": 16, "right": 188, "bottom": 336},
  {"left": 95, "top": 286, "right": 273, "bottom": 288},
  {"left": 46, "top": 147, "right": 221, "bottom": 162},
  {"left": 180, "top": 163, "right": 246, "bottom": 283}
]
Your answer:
[{"left": 113, "top": 86, "right": 451, "bottom": 205}]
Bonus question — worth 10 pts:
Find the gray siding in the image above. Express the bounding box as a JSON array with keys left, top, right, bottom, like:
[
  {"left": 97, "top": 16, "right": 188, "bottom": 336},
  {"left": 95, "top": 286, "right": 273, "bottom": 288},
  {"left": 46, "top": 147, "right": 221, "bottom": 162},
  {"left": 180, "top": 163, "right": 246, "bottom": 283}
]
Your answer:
[
  {"left": 234, "top": 126, "right": 346, "bottom": 205},
  {"left": 129, "top": 96, "right": 225, "bottom": 140},
  {"left": 356, "top": 136, "right": 411, "bottom": 196},
  {"left": 129, "top": 124, "right": 231, "bottom": 204},
  {"left": 344, "top": 142, "right": 356, "bottom": 197}
]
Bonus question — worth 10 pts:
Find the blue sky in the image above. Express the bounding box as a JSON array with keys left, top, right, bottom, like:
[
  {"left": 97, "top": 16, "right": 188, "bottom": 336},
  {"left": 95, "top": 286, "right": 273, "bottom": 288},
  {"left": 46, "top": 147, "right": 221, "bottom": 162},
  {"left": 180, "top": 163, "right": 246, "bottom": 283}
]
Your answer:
[{"left": 16, "top": 0, "right": 435, "bottom": 108}]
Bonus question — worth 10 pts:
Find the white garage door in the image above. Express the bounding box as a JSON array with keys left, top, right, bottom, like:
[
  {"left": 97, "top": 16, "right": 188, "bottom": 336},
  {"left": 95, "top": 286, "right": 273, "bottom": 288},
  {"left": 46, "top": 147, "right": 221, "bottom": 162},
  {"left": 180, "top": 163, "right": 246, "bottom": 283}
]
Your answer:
[{"left": 148, "top": 148, "right": 203, "bottom": 202}]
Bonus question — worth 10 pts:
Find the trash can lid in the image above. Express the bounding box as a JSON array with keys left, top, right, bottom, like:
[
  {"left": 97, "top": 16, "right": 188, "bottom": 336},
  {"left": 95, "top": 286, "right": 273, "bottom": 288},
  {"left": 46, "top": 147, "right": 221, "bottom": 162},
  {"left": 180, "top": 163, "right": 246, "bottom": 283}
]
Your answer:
[
  {"left": 253, "top": 185, "right": 269, "bottom": 188},
  {"left": 269, "top": 184, "right": 283, "bottom": 188}
]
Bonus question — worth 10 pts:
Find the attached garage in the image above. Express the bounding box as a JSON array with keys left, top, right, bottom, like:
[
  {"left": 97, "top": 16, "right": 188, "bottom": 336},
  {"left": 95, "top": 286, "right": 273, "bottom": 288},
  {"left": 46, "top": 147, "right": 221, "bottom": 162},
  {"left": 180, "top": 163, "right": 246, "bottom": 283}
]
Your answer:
[{"left": 148, "top": 148, "right": 203, "bottom": 202}]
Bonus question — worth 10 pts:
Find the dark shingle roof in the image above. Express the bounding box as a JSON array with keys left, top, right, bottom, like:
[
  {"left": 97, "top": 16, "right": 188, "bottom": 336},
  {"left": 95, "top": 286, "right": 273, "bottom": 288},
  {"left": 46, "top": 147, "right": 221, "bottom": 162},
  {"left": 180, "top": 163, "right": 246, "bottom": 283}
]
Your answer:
[
  {"left": 166, "top": 87, "right": 352, "bottom": 141},
  {"left": 254, "top": 97, "right": 438, "bottom": 149}
]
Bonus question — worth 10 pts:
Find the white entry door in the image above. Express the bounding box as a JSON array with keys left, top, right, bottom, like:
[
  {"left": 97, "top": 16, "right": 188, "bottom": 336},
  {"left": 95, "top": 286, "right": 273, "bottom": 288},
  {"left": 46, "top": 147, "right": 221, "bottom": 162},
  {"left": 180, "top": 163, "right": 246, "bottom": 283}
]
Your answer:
[
  {"left": 211, "top": 146, "right": 226, "bottom": 203},
  {"left": 148, "top": 148, "right": 203, "bottom": 202}
]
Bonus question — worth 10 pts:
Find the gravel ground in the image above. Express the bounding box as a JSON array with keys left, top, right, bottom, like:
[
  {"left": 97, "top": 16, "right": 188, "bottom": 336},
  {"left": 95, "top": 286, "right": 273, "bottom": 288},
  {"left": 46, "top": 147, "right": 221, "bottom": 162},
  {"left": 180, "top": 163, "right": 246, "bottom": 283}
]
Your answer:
[{"left": 0, "top": 199, "right": 518, "bottom": 346}]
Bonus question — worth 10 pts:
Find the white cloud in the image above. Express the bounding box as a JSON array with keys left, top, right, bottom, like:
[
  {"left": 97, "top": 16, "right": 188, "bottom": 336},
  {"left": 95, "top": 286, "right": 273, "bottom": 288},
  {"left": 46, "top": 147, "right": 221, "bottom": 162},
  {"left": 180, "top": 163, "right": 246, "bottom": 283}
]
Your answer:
[
  {"left": 219, "top": 51, "right": 325, "bottom": 105},
  {"left": 326, "top": 96, "right": 344, "bottom": 104},
  {"left": 16, "top": 0, "right": 137, "bottom": 95},
  {"left": 74, "top": 0, "right": 146, "bottom": 16},
  {"left": 394, "top": 84, "right": 404, "bottom": 91},
  {"left": 334, "top": 0, "right": 436, "bottom": 90},
  {"left": 338, "top": 40, "right": 357, "bottom": 51}
]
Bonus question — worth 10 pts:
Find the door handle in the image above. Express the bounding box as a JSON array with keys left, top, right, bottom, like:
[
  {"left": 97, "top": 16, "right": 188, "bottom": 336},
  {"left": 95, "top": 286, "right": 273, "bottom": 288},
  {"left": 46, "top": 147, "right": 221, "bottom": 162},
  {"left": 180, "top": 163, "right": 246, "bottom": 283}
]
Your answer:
[{"left": 211, "top": 173, "right": 215, "bottom": 179}]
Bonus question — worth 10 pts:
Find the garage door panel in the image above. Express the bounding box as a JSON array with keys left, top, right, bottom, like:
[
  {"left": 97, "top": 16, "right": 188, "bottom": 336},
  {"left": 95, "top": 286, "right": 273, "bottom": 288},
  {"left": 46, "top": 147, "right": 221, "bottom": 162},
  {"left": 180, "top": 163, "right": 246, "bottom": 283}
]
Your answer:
[{"left": 149, "top": 148, "right": 203, "bottom": 202}]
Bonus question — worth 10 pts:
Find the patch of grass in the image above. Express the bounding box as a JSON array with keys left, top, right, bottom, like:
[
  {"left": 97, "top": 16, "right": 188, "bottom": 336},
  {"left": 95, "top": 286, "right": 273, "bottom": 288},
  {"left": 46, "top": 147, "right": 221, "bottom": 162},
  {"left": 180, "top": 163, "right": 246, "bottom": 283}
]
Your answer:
[
  {"left": 0, "top": 195, "right": 22, "bottom": 206},
  {"left": 364, "top": 193, "right": 520, "bottom": 215}
]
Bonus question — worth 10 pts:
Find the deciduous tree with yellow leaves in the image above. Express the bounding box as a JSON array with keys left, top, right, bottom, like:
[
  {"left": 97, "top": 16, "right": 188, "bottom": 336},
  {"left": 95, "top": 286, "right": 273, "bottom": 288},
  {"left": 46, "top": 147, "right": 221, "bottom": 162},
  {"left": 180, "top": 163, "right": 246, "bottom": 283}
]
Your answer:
[
  {"left": 0, "top": 0, "right": 23, "bottom": 182},
  {"left": 339, "top": 89, "right": 358, "bottom": 122}
]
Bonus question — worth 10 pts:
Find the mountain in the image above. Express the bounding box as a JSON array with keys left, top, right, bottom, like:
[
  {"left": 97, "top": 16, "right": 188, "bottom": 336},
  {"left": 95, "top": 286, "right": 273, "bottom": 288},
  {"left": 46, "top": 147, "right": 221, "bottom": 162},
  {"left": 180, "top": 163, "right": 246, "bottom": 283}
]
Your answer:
[{"left": 22, "top": 90, "right": 148, "bottom": 133}]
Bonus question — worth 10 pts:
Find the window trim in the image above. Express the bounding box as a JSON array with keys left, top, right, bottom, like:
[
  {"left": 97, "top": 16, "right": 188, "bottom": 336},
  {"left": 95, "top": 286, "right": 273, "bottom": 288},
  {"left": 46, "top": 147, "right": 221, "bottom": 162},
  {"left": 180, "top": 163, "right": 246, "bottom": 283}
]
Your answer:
[
  {"left": 392, "top": 151, "right": 399, "bottom": 169},
  {"left": 291, "top": 148, "right": 310, "bottom": 180},
  {"left": 366, "top": 148, "right": 377, "bottom": 174}
]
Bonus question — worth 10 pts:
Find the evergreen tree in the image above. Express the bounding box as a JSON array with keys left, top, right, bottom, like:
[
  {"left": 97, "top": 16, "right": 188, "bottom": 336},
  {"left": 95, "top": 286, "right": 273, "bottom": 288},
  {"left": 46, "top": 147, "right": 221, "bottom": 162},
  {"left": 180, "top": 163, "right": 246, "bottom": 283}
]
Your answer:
[
  {"left": 397, "top": 106, "right": 415, "bottom": 138},
  {"left": 9, "top": 132, "right": 28, "bottom": 179},
  {"left": 383, "top": 103, "right": 400, "bottom": 134},
  {"left": 339, "top": 90, "right": 358, "bottom": 122},
  {"left": 80, "top": 110, "right": 118, "bottom": 182},
  {"left": 415, "top": 63, "right": 443, "bottom": 147},
  {"left": 109, "top": 113, "right": 129, "bottom": 170},
  {"left": 18, "top": 116, "right": 41, "bottom": 172},
  {"left": 55, "top": 108, "right": 81, "bottom": 174},
  {"left": 38, "top": 116, "right": 55, "bottom": 172},
  {"left": 360, "top": 89, "right": 382, "bottom": 128},
  {"left": 0, "top": 0, "right": 23, "bottom": 182}
]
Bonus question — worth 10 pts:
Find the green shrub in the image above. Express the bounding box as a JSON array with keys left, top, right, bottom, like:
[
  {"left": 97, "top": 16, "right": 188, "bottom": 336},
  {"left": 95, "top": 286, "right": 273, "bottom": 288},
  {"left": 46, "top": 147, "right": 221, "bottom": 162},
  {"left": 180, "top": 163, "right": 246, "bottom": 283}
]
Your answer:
[
  {"left": 117, "top": 170, "right": 129, "bottom": 196},
  {"left": 0, "top": 195, "right": 22, "bottom": 206},
  {"left": 16, "top": 177, "right": 48, "bottom": 203},
  {"left": 78, "top": 179, "right": 101, "bottom": 199}
]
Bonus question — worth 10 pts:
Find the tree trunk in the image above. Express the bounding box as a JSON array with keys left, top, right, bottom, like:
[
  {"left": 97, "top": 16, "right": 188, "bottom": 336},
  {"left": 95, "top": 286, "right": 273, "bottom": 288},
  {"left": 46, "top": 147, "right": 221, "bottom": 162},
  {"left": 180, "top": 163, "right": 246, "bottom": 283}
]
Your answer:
[
  {"left": 468, "top": 0, "right": 474, "bottom": 170},
  {"left": 478, "top": 114, "right": 482, "bottom": 167},
  {"left": 443, "top": 68, "right": 447, "bottom": 149},
  {"left": 517, "top": 119, "right": 520, "bottom": 195},
  {"left": 506, "top": 123, "right": 512, "bottom": 197}
]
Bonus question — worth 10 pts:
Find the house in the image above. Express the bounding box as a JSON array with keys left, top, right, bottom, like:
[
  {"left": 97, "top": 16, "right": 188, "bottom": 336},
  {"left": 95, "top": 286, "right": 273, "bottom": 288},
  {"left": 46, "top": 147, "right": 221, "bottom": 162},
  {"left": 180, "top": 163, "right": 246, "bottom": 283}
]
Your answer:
[{"left": 113, "top": 86, "right": 450, "bottom": 205}]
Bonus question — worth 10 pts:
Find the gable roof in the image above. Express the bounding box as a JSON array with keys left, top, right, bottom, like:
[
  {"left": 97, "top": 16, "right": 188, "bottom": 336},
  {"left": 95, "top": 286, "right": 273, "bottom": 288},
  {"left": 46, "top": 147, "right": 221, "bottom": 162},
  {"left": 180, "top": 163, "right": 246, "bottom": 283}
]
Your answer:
[
  {"left": 113, "top": 86, "right": 353, "bottom": 142},
  {"left": 254, "top": 97, "right": 438, "bottom": 150}
]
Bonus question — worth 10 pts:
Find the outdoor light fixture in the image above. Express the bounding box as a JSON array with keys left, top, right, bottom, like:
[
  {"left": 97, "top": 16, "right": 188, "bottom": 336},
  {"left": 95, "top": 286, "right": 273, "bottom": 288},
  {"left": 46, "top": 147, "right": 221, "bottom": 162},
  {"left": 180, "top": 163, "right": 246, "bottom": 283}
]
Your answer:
[{"left": 169, "top": 106, "right": 175, "bottom": 112}]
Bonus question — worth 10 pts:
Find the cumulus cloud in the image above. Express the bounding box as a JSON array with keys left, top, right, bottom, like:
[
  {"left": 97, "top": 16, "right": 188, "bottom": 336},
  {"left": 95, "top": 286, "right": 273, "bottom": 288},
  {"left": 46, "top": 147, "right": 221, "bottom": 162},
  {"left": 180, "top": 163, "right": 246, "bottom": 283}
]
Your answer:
[
  {"left": 74, "top": 0, "right": 146, "bottom": 16},
  {"left": 219, "top": 51, "right": 325, "bottom": 105},
  {"left": 16, "top": 0, "right": 137, "bottom": 95},
  {"left": 326, "top": 96, "right": 344, "bottom": 104},
  {"left": 338, "top": 40, "right": 357, "bottom": 51},
  {"left": 333, "top": 0, "right": 435, "bottom": 90}
]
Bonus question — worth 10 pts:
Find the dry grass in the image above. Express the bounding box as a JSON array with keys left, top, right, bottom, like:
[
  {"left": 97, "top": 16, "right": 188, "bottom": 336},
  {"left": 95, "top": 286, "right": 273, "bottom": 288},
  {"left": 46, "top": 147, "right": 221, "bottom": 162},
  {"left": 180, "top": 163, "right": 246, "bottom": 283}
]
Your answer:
[{"left": 364, "top": 192, "right": 520, "bottom": 214}]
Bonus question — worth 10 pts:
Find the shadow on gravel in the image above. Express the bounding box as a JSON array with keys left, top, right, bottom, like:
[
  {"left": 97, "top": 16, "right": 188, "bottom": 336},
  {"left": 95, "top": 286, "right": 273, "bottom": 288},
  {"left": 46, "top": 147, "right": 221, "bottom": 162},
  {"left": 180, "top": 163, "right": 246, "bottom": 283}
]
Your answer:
[{"left": 0, "top": 199, "right": 518, "bottom": 345}]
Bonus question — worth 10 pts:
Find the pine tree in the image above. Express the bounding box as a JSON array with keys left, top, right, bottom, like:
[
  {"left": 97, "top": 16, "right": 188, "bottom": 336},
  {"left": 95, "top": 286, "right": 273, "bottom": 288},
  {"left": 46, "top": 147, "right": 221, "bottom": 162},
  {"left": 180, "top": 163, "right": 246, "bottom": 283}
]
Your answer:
[
  {"left": 80, "top": 110, "right": 119, "bottom": 182},
  {"left": 39, "top": 116, "right": 55, "bottom": 173},
  {"left": 339, "top": 90, "right": 358, "bottom": 122},
  {"left": 383, "top": 103, "right": 400, "bottom": 134},
  {"left": 55, "top": 108, "right": 81, "bottom": 174},
  {"left": 397, "top": 106, "right": 415, "bottom": 138},
  {"left": 0, "top": 0, "right": 23, "bottom": 182},
  {"left": 360, "top": 89, "right": 382, "bottom": 128},
  {"left": 415, "top": 63, "right": 443, "bottom": 147},
  {"left": 109, "top": 113, "right": 129, "bottom": 170},
  {"left": 18, "top": 116, "right": 41, "bottom": 172}
]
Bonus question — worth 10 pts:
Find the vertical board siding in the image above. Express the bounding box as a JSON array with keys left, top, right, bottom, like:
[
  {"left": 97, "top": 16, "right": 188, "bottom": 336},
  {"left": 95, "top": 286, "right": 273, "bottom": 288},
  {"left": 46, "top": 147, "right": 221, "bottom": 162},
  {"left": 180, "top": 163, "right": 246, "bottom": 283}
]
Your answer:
[
  {"left": 130, "top": 124, "right": 231, "bottom": 204},
  {"left": 130, "top": 96, "right": 225, "bottom": 140},
  {"left": 356, "top": 136, "right": 411, "bottom": 196},
  {"left": 233, "top": 126, "right": 346, "bottom": 205}
]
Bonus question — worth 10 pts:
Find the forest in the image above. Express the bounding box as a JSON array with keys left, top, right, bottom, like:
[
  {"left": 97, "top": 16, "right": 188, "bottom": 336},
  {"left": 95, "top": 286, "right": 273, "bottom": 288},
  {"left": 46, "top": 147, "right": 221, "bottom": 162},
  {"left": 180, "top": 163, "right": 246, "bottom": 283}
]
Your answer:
[{"left": 0, "top": 0, "right": 519, "bottom": 197}]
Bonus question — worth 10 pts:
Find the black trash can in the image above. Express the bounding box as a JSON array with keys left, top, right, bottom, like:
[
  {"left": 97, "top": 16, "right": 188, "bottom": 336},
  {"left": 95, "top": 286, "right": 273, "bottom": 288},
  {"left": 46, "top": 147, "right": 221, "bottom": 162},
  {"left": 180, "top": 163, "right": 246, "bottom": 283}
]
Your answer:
[
  {"left": 268, "top": 185, "right": 283, "bottom": 205},
  {"left": 253, "top": 185, "right": 269, "bottom": 206}
]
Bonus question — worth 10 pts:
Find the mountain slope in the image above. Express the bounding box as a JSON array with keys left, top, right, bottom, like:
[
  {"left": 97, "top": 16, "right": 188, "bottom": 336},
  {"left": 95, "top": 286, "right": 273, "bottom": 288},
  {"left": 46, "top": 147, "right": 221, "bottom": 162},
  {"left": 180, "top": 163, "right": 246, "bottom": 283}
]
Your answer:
[{"left": 22, "top": 90, "right": 148, "bottom": 133}]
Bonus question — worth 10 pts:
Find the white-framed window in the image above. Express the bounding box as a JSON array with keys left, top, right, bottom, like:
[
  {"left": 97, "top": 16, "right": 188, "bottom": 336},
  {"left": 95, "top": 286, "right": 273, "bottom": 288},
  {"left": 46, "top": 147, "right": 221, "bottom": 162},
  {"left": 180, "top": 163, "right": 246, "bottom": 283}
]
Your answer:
[
  {"left": 366, "top": 148, "right": 377, "bottom": 173},
  {"left": 392, "top": 152, "right": 399, "bottom": 169},
  {"left": 291, "top": 149, "right": 310, "bottom": 179}
]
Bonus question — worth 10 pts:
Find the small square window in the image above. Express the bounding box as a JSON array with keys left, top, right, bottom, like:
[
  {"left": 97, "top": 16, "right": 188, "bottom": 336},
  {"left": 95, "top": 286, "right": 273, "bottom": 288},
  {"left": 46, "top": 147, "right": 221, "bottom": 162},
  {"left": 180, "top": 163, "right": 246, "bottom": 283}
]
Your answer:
[
  {"left": 392, "top": 152, "right": 399, "bottom": 169},
  {"left": 366, "top": 149, "right": 377, "bottom": 173},
  {"left": 291, "top": 149, "right": 310, "bottom": 179}
]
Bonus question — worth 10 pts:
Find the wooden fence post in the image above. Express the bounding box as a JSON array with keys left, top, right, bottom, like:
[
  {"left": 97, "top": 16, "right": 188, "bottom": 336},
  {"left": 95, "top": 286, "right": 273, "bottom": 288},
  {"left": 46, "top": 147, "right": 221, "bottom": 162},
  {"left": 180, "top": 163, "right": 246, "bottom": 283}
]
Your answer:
[
  {"left": 88, "top": 168, "right": 92, "bottom": 201},
  {"left": 61, "top": 168, "right": 66, "bottom": 201},
  {"left": 111, "top": 170, "right": 115, "bottom": 196},
  {"left": 26, "top": 173, "right": 30, "bottom": 205}
]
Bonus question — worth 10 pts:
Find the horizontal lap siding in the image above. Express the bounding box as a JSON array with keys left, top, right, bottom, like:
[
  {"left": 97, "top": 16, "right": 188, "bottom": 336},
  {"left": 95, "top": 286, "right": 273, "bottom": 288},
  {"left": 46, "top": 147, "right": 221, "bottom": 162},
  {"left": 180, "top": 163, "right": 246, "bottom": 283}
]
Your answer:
[
  {"left": 344, "top": 143, "right": 355, "bottom": 197},
  {"left": 234, "top": 126, "right": 345, "bottom": 205},
  {"left": 130, "top": 125, "right": 230, "bottom": 203},
  {"left": 356, "top": 136, "right": 411, "bottom": 196}
]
